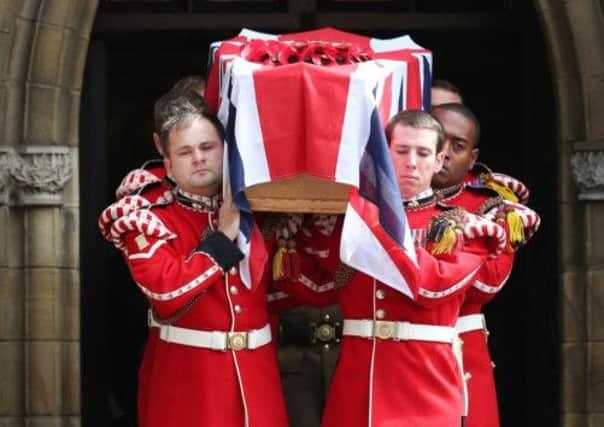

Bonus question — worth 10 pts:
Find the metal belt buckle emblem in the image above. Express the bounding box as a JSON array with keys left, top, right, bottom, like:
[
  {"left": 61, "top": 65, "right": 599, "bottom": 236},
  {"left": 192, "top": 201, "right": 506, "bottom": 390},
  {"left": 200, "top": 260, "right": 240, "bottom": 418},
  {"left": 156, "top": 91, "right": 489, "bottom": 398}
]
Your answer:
[
  {"left": 374, "top": 320, "right": 396, "bottom": 340},
  {"left": 315, "top": 323, "right": 336, "bottom": 342},
  {"left": 227, "top": 332, "right": 248, "bottom": 351},
  {"left": 311, "top": 314, "right": 342, "bottom": 351}
]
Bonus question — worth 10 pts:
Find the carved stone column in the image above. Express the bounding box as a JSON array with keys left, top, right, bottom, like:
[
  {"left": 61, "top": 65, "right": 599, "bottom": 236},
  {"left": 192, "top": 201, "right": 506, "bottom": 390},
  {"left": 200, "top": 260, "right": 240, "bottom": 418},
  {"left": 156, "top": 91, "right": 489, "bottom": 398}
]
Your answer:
[
  {"left": 10, "top": 145, "right": 72, "bottom": 206},
  {"left": 0, "top": 147, "right": 15, "bottom": 205},
  {"left": 570, "top": 141, "right": 604, "bottom": 201}
]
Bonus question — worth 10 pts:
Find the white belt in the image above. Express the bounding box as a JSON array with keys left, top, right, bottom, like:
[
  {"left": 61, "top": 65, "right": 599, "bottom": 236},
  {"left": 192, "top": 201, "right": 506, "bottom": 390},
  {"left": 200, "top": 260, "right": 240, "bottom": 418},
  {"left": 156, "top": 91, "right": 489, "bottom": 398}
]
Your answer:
[
  {"left": 455, "top": 314, "right": 487, "bottom": 335},
  {"left": 148, "top": 312, "right": 271, "bottom": 351},
  {"left": 346, "top": 318, "right": 467, "bottom": 415},
  {"left": 343, "top": 319, "right": 457, "bottom": 344}
]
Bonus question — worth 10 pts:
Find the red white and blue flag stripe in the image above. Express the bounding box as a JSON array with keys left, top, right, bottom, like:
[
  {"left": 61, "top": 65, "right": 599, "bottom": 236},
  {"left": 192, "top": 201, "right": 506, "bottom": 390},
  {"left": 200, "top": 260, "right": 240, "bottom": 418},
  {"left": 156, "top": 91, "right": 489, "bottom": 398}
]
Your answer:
[{"left": 211, "top": 29, "right": 431, "bottom": 296}]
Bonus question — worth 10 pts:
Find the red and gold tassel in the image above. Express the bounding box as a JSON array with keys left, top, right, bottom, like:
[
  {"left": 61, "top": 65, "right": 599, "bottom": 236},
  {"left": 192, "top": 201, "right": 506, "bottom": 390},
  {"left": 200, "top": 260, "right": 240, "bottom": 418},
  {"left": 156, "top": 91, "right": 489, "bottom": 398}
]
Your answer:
[
  {"left": 504, "top": 209, "right": 525, "bottom": 249},
  {"left": 286, "top": 239, "right": 301, "bottom": 280},
  {"left": 496, "top": 207, "right": 525, "bottom": 252},
  {"left": 427, "top": 218, "right": 464, "bottom": 256},
  {"left": 272, "top": 238, "right": 288, "bottom": 281}
]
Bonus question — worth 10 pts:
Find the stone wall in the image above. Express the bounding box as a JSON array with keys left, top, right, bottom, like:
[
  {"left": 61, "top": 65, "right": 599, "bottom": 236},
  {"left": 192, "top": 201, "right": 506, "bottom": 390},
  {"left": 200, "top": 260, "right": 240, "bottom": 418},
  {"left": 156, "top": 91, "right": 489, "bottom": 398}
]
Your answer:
[
  {"left": 0, "top": 2, "right": 97, "bottom": 426},
  {"left": 536, "top": 0, "right": 604, "bottom": 426}
]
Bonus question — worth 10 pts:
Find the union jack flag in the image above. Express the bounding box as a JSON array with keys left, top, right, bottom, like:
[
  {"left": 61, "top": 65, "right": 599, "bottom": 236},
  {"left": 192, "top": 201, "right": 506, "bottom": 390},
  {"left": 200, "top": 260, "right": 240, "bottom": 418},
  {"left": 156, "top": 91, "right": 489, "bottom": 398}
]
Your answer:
[{"left": 210, "top": 28, "right": 431, "bottom": 296}]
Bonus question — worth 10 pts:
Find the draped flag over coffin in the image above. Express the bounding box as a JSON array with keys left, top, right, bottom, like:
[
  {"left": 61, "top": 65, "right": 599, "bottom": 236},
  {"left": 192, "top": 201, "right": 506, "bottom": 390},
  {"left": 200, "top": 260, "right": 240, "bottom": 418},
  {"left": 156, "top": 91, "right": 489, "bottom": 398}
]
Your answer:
[
  {"left": 208, "top": 28, "right": 431, "bottom": 297},
  {"left": 207, "top": 27, "right": 433, "bottom": 117}
]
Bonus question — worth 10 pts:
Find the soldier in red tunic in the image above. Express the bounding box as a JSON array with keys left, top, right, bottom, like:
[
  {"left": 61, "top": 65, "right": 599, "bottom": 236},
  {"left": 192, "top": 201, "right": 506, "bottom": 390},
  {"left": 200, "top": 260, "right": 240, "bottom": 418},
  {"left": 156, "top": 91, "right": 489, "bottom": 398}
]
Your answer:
[
  {"left": 431, "top": 102, "right": 540, "bottom": 427},
  {"left": 99, "top": 95, "right": 288, "bottom": 427},
  {"left": 277, "top": 110, "right": 505, "bottom": 427}
]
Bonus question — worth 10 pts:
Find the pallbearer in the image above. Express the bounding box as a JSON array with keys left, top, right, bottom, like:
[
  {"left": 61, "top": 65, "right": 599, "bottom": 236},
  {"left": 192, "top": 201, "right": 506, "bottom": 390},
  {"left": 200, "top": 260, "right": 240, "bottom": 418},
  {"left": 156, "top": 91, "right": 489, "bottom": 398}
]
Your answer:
[
  {"left": 431, "top": 102, "right": 540, "bottom": 427},
  {"left": 99, "top": 94, "right": 289, "bottom": 427},
  {"left": 288, "top": 111, "right": 506, "bottom": 427}
]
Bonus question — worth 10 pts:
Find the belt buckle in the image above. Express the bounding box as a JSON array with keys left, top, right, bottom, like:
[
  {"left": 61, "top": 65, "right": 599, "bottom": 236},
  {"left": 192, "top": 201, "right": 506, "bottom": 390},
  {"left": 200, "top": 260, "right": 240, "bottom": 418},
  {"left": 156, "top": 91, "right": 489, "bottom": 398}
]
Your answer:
[
  {"left": 227, "top": 332, "right": 248, "bottom": 351},
  {"left": 374, "top": 320, "right": 397, "bottom": 340},
  {"left": 310, "top": 314, "right": 342, "bottom": 348},
  {"left": 314, "top": 323, "right": 336, "bottom": 343}
]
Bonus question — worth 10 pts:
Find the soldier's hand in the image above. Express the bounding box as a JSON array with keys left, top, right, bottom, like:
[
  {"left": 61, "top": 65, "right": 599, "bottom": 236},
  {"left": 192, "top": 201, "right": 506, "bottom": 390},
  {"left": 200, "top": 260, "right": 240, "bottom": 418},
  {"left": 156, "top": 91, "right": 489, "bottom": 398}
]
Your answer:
[{"left": 218, "top": 186, "right": 240, "bottom": 241}]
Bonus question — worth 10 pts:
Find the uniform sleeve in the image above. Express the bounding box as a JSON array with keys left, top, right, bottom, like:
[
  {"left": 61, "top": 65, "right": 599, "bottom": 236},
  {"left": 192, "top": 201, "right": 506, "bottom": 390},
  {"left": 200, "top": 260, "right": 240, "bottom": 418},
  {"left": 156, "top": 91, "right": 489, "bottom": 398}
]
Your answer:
[
  {"left": 339, "top": 207, "right": 485, "bottom": 306},
  {"left": 396, "top": 246, "right": 484, "bottom": 308},
  {"left": 461, "top": 199, "right": 540, "bottom": 303},
  {"left": 305, "top": 214, "right": 485, "bottom": 307},
  {"left": 123, "top": 227, "right": 242, "bottom": 315},
  {"left": 461, "top": 236, "right": 515, "bottom": 303}
]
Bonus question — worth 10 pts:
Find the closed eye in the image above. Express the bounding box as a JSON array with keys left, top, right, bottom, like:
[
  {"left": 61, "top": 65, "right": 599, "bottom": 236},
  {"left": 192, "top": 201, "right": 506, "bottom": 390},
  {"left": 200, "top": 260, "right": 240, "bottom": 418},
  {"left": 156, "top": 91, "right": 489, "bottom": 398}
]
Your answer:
[{"left": 452, "top": 139, "right": 467, "bottom": 151}]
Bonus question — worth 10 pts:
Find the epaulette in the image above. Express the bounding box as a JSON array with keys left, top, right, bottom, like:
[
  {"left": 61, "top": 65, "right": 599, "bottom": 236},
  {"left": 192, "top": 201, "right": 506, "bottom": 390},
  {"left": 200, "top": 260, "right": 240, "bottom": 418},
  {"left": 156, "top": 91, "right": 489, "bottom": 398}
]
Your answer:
[
  {"left": 99, "top": 195, "right": 151, "bottom": 243},
  {"left": 108, "top": 208, "right": 176, "bottom": 254},
  {"left": 486, "top": 200, "right": 541, "bottom": 252},
  {"left": 465, "top": 162, "right": 530, "bottom": 205},
  {"left": 428, "top": 206, "right": 507, "bottom": 257},
  {"left": 491, "top": 172, "right": 530, "bottom": 204},
  {"left": 462, "top": 212, "right": 507, "bottom": 257},
  {"left": 115, "top": 159, "right": 173, "bottom": 199},
  {"left": 98, "top": 194, "right": 174, "bottom": 248}
]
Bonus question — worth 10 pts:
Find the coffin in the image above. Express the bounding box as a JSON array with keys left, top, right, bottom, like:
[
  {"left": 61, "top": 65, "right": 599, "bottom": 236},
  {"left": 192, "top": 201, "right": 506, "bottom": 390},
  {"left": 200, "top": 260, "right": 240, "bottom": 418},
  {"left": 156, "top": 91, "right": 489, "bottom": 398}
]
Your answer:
[{"left": 206, "top": 28, "right": 432, "bottom": 212}]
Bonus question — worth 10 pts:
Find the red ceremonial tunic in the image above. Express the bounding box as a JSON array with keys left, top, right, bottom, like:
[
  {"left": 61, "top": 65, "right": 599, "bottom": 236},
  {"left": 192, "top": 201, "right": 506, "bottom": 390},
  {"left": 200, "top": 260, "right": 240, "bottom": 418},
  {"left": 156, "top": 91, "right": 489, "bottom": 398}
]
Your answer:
[
  {"left": 438, "top": 181, "right": 519, "bottom": 427},
  {"left": 293, "top": 195, "right": 487, "bottom": 427},
  {"left": 105, "top": 192, "right": 288, "bottom": 427}
]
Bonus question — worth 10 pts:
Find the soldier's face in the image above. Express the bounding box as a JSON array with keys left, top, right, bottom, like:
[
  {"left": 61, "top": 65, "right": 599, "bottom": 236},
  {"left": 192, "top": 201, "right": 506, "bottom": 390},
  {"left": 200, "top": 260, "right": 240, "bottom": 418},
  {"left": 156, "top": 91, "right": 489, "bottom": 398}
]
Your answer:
[
  {"left": 431, "top": 109, "right": 478, "bottom": 189},
  {"left": 389, "top": 124, "right": 444, "bottom": 200},
  {"left": 431, "top": 87, "right": 462, "bottom": 107},
  {"left": 164, "top": 117, "right": 223, "bottom": 196}
]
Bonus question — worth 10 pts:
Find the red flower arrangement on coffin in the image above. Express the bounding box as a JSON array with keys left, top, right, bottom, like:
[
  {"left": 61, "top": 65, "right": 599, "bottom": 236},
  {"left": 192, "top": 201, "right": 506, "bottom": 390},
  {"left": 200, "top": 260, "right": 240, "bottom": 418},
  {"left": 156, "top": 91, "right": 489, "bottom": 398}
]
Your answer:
[
  {"left": 206, "top": 28, "right": 432, "bottom": 115},
  {"left": 240, "top": 39, "right": 374, "bottom": 66}
]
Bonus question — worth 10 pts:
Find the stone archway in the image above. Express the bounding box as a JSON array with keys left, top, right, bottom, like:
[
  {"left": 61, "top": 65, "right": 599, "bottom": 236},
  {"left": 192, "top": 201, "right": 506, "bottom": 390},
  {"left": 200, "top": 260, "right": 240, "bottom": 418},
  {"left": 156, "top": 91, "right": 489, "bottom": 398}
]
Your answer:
[
  {"left": 535, "top": 0, "right": 604, "bottom": 425},
  {"left": 0, "top": 1, "right": 98, "bottom": 426},
  {"left": 0, "top": 0, "right": 602, "bottom": 425}
]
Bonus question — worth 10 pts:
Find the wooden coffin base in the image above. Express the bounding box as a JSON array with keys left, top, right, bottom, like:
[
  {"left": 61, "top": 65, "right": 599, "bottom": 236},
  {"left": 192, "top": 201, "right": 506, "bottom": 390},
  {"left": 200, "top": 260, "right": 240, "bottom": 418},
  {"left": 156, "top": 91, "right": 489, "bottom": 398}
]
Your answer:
[{"left": 244, "top": 175, "right": 351, "bottom": 214}]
